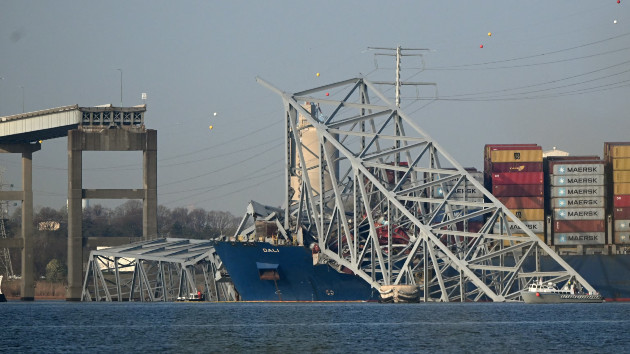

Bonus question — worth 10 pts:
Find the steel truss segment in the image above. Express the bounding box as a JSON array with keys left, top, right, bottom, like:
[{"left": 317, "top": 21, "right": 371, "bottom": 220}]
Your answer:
[
  {"left": 326, "top": 109, "right": 393, "bottom": 129},
  {"left": 292, "top": 96, "right": 387, "bottom": 112},
  {"left": 256, "top": 75, "right": 597, "bottom": 301},
  {"left": 81, "top": 238, "right": 235, "bottom": 302},
  {"left": 327, "top": 128, "right": 428, "bottom": 143}
]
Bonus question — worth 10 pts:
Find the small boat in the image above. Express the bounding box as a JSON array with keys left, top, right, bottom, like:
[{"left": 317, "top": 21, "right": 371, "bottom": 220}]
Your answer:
[
  {"left": 176, "top": 291, "right": 205, "bottom": 302},
  {"left": 521, "top": 280, "right": 603, "bottom": 304}
]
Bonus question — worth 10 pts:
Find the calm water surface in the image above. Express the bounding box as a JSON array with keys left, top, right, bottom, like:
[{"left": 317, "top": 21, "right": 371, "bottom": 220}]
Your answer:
[{"left": 2, "top": 301, "right": 629, "bottom": 353}]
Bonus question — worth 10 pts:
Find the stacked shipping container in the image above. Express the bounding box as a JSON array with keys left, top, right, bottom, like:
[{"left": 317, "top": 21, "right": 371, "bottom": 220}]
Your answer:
[
  {"left": 605, "top": 143, "right": 630, "bottom": 244},
  {"left": 484, "top": 144, "right": 545, "bottom": 242},
  {"left": 546, "top": 157, "right": 606, "bottom": 246},
  {"left": 474, "top": 142, "right": 630, "bottom": 249}
]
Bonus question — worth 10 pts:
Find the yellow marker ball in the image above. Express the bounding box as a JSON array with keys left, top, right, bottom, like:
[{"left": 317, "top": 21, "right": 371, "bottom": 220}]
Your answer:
[
  {"left": 209, "top": 125, "right": 213, "bottom": 130},
  {"left": 316, "top": 73, "right": 320, "bottom": 77},
  {"left": 38, "top": 140, "right": 43, "bottom": 144},
  {"left": 488, "top": 32, "right": 492, "bottom": 36}
]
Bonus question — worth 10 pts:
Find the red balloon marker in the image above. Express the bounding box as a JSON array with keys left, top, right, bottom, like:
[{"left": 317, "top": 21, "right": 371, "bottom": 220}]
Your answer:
[{"left": 480, "top": 44, "right": 484, "bottom": 48}]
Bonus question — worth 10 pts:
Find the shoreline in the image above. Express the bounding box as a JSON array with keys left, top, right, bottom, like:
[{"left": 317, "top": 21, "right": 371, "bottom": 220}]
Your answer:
[{"left": 5, "top": 295, "right": 66, "bottom": 301}]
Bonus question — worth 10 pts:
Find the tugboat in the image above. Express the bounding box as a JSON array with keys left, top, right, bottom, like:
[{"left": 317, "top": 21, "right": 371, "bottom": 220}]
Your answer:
[
  {"left": 521, "top": 279, "right": 603, "bottom": 304},
  {"left": 0, "top": 275, "right": 6, "bottom": 302}
]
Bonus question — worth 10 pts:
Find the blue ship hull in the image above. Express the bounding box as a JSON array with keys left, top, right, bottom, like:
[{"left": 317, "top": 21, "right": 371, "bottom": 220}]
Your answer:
[
  {"left": 214, "top": 242, "right": 630, "bottom": 302},
  {"left": 214, "top": 242, "right": 377, "bottom": 301},
  {"left": 559, "top": 254, "right": 630, "bottom": 301}
]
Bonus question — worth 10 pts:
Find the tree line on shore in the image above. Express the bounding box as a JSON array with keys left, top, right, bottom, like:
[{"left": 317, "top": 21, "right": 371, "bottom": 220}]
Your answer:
[{"left": 0, "top": 200, "right": 243, "bottom": 282}]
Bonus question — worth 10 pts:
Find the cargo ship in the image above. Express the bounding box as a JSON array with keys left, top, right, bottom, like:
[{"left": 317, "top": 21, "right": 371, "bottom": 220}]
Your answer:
[
  {"left": 214, "top": 241, "right": 377, "bottom": 301},
  {"left": 212, "top": 232, "right": 630, "bottom": 302},
  {"left": 212, "top": 143, "right": 630, "bottom": 303}
]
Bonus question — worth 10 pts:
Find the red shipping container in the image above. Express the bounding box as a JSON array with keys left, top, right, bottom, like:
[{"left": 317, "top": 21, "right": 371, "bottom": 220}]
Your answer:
[
  {"left": 614, "top": 195, "right": 630, "bottom": 208},
  {"left": 492, "top": 184, "right": 544, "bottom": 197},
  {"left": 491, "top": 172, "right": 544, "bottom": 185},
  {"left": 490, "top": 162, "right": 543, "bottom": 173},
  {"left": 498, "top": 196, "right": 544, "bottom": 209},
  {"left": 554, "top": 220, "right": 605, "bottom": 233},
  {"left": 614, "top": 207, "right": 630, "bottom": 219}
]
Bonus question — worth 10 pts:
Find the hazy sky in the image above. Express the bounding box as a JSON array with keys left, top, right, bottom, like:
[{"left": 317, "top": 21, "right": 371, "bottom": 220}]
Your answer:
[{"left": 0, "top": 1, "right": 628, "bottom": 215}]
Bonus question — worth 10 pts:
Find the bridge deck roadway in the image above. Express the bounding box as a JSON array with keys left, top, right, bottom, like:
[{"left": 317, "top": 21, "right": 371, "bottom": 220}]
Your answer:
[
  {"left": 0, "top": 105, "right": 80, "bottom": 143},
  {"left": 0, "top": 104, "right": 146, "bottom": 143}
]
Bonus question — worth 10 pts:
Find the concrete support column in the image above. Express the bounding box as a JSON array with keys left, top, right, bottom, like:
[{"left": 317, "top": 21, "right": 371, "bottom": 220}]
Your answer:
[
  {"left": 143, "top": 130, "right": 157, "bottom": 240},
  {"left": 20, "top": 150, "right": 34, "bottom": 301},
  {"left": 67, "top": 130, "right": 83, "bottom": 301},
  {"left": 0, "top": 143, "right": 40, "bottom": 301}
]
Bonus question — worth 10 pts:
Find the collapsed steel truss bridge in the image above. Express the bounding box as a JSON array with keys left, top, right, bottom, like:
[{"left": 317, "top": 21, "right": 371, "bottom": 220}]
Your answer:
[
  {"left": 256, "top": 74, "right": 597, "bottom": 302},
  {"left": 82, "top": 238, "right": 235, "bottom": 302}
]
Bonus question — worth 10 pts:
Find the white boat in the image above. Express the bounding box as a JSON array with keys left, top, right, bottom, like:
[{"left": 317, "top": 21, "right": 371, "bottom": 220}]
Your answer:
[
  {"left": 521, "top": 280, "right": 603, "bottom": 304},
  {"left": 176, "top": 291, "right": 205, "bottom": 302}
]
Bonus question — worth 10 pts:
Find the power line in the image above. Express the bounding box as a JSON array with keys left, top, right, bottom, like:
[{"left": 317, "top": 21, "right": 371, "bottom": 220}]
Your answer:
[
  {"left": 161, "top": 165, "right": 283, "bottom": 206},
  {"left": 416, "top": 78, "right": 630, "bottom": 102},
  {"left": 158, "top": 142, "right": 283, "bottom": 187},
  {"left": 428, "top": 31, "right": 630, "bottom": 70},
  {"left": 438, "top": 58, "right": 630, "bottom": 99}
]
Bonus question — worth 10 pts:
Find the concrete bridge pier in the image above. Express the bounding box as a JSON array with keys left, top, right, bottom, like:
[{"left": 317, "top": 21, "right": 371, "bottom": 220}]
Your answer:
[
  {"left": 66, "top": 128, "right": 157, "bottom": 301},
  {"left": 0, "top": 143, "right": 40, "bottom": 301}
]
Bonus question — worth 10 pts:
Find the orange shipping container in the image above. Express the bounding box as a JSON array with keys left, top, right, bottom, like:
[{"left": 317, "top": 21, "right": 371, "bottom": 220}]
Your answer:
[
  {"left": 484, "top": 144, "right": 539, "bottom": 161},
  {"left": 612, "top": 145, "right": 630, "bottom": 158},
  {"left": 614, "top": 183, "right": 630, "bottom": 195},
  {"left": 614, "top": 171, "right": 630, "bottom": 183},
  {"left": 613, "top": 158, "right": 630, "bottom": 170},
  {"left": 507, "top": 208, "right": 544, "bottom": 221},
  {"left": 490, "top": 149, "right": 542, "bottom": 163}
]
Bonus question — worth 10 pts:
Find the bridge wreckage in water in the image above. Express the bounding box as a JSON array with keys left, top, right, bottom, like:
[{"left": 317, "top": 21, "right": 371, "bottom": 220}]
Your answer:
[{"left": 82, "top": 50, "right": 598, "bottom": 302}]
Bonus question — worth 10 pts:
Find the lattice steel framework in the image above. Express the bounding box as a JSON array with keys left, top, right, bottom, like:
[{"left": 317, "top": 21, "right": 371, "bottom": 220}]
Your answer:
[
  {"left": 257, "top": 76, "right": 597, "bottom": 302},
  {"left": 0, "top": 169, "right": 13, "bottom": 279},
  {"left": 82, "top": 238, "right": 235, "bottom": 302}
]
